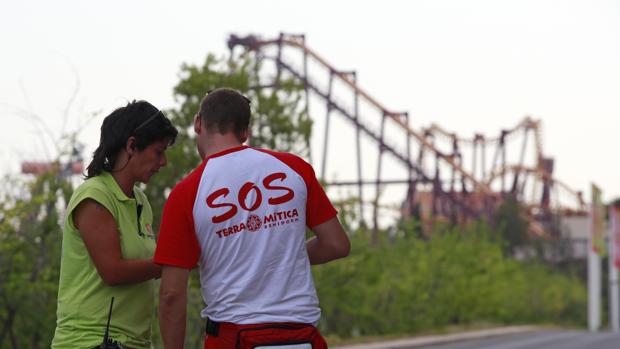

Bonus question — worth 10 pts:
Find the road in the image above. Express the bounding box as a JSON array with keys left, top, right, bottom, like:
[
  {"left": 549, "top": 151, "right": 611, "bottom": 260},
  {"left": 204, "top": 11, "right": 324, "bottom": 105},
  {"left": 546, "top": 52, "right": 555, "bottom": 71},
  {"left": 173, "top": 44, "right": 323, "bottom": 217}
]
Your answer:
[{"left": 419, "top": 330, "right": 620, "bottom": 349}]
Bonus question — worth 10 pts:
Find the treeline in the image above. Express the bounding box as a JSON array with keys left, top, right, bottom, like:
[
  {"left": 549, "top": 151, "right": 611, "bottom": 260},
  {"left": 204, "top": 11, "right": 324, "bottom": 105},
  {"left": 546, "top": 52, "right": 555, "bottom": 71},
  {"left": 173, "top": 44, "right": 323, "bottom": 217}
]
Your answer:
[
  {"left": 0, "top": 173, "right": 69, "bottom": 349},
  {"left": 0, "top": 169, "right": 588, "bottom": 349},
  {"left": 313, "top": 222, "right": 587, "bottom": 340}
]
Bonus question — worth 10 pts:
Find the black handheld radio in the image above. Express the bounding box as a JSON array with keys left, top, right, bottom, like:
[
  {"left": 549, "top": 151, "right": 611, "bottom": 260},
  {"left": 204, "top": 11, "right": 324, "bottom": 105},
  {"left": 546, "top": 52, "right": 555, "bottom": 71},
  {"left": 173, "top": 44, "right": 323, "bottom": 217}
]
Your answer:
[{"left": 99, "top": 297, "right": 125, "bottom": 349}]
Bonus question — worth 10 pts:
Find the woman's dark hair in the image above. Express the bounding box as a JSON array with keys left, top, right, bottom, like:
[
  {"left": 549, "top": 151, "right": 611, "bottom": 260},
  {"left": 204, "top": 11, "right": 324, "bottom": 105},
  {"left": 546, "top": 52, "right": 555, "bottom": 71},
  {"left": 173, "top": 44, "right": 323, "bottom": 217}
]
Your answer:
[{"left": 85, "top": 100, "right": 178, "bottom": 178}]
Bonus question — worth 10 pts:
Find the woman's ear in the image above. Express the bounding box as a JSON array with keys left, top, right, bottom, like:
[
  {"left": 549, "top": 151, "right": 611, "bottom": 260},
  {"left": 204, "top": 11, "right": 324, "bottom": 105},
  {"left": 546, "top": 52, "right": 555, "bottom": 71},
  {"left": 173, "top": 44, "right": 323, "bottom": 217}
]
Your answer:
[{"left": 125, "top": 136, "right": 137, "bottom": 155}]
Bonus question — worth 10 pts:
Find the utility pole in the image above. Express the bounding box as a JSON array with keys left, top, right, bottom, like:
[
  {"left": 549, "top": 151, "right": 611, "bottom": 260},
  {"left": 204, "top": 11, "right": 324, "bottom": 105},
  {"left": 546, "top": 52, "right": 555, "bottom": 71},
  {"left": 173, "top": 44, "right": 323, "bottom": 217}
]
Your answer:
[
  {"left": 589, "top": 184, "right": 604, "bottom": 332},
  {"left": 609, "top": 205, "right": 620, "bottom": 332}
]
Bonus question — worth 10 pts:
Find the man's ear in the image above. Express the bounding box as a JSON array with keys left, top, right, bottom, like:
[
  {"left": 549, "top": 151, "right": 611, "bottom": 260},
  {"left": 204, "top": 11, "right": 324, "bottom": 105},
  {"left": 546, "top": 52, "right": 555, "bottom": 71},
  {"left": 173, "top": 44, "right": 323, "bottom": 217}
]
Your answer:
[
  {"left": 125, "top": 136, "right": 137, "bottom": 155},
  {"left": 194, "top": 114, "right": 201, "bottom": 135},
  {"left": 240, "top": 128, "right": 250, "bottom": 144}
]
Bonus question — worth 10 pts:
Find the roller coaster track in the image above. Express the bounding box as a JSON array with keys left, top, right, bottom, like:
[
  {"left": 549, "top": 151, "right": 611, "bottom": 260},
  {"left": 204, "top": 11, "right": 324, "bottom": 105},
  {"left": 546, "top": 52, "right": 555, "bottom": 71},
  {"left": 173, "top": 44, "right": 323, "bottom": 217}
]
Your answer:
[{"left": 227, "top": 33, "right": 586, "bottom": 237}]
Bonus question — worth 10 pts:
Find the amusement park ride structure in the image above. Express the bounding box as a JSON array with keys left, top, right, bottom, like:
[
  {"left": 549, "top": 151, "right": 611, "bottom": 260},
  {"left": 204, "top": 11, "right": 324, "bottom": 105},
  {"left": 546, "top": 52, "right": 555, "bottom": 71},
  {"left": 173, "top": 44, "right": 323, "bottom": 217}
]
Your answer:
[{"left": 227, "top": 33, "right": 587, "bottom": 238}]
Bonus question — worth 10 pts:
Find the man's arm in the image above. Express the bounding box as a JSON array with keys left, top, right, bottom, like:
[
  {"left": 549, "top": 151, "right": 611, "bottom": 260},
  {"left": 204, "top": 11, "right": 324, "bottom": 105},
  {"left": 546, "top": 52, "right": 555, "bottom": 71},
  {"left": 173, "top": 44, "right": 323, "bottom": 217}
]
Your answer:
[
  {"left": 306, "top": 216, "right": 350, "bottom": 265},
  {"left": 159, "top": 265, "right": 191, "bottom": 349}
]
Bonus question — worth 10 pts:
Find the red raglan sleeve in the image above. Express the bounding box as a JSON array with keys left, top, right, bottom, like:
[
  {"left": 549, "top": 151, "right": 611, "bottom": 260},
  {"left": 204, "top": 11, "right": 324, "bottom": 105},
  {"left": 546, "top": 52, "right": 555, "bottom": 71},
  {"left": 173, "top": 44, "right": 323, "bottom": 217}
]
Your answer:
[
  {"left": 304, "top": 163, "right": 338, "bottom": 228},
  {"left": 154, "top": 182, "right": 201, "bottom": 269}
]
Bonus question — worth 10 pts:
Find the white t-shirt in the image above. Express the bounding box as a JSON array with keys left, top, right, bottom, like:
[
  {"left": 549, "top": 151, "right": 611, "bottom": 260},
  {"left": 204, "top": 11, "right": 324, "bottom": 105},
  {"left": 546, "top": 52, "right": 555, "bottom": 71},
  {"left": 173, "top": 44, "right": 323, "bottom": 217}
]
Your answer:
[{"left": 154, "top": 146, "right": 337, "bottom": 324}]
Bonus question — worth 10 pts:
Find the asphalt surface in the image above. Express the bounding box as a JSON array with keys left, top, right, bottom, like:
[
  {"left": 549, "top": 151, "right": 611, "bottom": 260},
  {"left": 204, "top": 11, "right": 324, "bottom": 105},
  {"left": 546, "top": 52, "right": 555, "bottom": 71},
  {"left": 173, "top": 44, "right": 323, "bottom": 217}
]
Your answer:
[{"left": 417, "top": 330, "right": 620, "bottom": 349}]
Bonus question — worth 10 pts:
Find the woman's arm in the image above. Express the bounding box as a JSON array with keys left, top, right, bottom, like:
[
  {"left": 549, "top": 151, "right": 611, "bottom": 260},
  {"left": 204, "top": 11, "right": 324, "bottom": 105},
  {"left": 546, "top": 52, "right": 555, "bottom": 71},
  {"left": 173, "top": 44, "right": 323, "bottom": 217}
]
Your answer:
[{"left": 74, "top": 198, "right": 161, "bottom": 285}]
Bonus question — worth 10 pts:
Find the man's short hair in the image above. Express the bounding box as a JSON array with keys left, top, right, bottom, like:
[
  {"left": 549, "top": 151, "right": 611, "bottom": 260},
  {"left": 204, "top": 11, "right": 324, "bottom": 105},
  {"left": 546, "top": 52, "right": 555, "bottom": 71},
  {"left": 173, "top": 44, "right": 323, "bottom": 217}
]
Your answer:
[{"left": 199, "top": 88, "right": 251, "bottom": 140}]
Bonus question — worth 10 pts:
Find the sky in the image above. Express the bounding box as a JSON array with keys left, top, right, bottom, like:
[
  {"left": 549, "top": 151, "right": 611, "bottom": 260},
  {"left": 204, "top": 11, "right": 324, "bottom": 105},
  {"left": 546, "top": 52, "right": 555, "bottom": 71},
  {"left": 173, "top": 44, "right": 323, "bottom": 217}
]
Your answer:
[{"left": 1, "top": 0, "right": 619, "bottom": 204}]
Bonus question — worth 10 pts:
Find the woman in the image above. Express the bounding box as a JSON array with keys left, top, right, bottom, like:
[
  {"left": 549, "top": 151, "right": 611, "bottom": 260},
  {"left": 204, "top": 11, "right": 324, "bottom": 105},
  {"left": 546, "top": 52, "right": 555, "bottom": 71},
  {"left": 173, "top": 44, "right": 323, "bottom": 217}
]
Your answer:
[{"left": 52, "top": 101, "right": 178, "bottom": 349}]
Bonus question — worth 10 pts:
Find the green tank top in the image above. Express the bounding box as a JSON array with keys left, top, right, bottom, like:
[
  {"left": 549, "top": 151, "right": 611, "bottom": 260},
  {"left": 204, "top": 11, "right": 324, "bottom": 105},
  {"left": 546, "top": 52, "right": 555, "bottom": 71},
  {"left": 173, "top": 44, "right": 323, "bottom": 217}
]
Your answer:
[{"left": 52, "top": 171, "right": 157, "bottom": 349}]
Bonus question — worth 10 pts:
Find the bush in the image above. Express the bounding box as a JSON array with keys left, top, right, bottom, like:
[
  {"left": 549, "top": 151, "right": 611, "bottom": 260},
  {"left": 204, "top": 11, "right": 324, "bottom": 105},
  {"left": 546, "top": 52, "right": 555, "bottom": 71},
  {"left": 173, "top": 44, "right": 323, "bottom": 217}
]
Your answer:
[{"left": 312, "top": 221, "right": 586, "bottom": 338}]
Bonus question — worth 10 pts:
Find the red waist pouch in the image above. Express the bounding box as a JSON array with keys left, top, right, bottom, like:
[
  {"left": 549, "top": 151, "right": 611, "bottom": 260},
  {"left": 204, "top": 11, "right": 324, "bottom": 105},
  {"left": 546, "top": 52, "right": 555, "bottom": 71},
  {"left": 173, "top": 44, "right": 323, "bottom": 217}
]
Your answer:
[{"left": 235, "top": 324, "right": 327, "bottom": 349}]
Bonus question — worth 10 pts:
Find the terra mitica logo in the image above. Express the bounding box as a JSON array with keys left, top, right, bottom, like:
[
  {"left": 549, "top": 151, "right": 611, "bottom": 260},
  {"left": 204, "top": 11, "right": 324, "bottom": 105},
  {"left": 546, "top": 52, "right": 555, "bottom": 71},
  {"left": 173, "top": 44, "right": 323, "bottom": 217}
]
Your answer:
[{"left": 246, "top": 214, "right": 263, "bottom": 232}]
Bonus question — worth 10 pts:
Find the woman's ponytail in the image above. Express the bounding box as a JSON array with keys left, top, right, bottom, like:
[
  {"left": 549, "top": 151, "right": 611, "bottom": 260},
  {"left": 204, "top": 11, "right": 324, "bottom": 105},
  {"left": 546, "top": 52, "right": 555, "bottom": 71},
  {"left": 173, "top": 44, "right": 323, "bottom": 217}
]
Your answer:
[{"left": 85, "top": 146, "right": 112, "bottom": 178}]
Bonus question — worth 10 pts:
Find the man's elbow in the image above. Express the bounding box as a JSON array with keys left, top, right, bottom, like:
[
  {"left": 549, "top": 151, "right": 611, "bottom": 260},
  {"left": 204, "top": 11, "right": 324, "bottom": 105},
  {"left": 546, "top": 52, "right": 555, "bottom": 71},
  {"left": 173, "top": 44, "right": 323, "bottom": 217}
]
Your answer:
[
  {"left": 339, "top": 239, "right": 351, "bottom": 258},
  {"left": 160, "top": 288, "right": 183, "bottom": 308},
  {"left": 332, "top": 238, "right": 351, "bottom": 260},
  {"left": 160, "top": 285, "right": 189, "bottom": 315}
]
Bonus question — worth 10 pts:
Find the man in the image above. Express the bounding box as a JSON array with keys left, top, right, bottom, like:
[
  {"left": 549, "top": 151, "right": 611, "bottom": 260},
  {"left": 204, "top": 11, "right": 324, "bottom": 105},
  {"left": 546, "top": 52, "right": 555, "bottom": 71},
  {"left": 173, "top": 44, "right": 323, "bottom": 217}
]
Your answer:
[{"left": 155, "top": 88, "right": 350, "bottom": 349}]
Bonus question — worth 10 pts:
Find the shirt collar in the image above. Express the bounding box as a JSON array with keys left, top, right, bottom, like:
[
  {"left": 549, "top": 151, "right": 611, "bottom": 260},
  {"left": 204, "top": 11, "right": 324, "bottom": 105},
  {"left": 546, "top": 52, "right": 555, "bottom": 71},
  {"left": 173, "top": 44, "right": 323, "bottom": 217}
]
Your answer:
[
  {"left": 205, "top": 145, "right": 249, "bottom": 161},
  {"left": 100, "top": 171, "right": 138, "bottom": 203}
]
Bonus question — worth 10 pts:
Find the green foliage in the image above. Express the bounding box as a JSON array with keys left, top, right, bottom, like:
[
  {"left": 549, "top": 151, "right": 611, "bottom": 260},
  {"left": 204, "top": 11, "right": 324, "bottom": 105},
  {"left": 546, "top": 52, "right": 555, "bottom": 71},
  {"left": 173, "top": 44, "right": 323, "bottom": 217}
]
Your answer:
[
  {"left": 313, "top": 221, "right": 587, "bottom": 339},
  {"left": 493, "top": 194, "right": 529, "bottom": 255},
  {"left": 144, "top": 53, "right": 312, "bottom": 231},
  {"left": 0, "top": 172, "right": 72, "bottom": 348}
]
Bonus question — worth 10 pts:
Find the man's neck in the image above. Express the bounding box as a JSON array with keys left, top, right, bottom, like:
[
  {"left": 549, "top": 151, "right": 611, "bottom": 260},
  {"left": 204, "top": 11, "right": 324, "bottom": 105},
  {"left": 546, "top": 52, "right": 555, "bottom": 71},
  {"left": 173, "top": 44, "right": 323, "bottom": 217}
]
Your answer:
[{"left": 202, "top": 136, "right": 244, "bottom": 159}]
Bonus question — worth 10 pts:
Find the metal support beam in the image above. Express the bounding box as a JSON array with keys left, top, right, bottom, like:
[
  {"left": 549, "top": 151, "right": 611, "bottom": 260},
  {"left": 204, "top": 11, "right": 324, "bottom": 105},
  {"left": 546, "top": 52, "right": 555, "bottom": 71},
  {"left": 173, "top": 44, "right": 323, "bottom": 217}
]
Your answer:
[
  {"left": 352, "top": 72, "right": 364, "bottom": 226},
  {"left": 373, "top": 113, "right": 387, "bottom": 243},
  {"left": 320, "top": 70, "right": 334, "bottom": 179}
]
